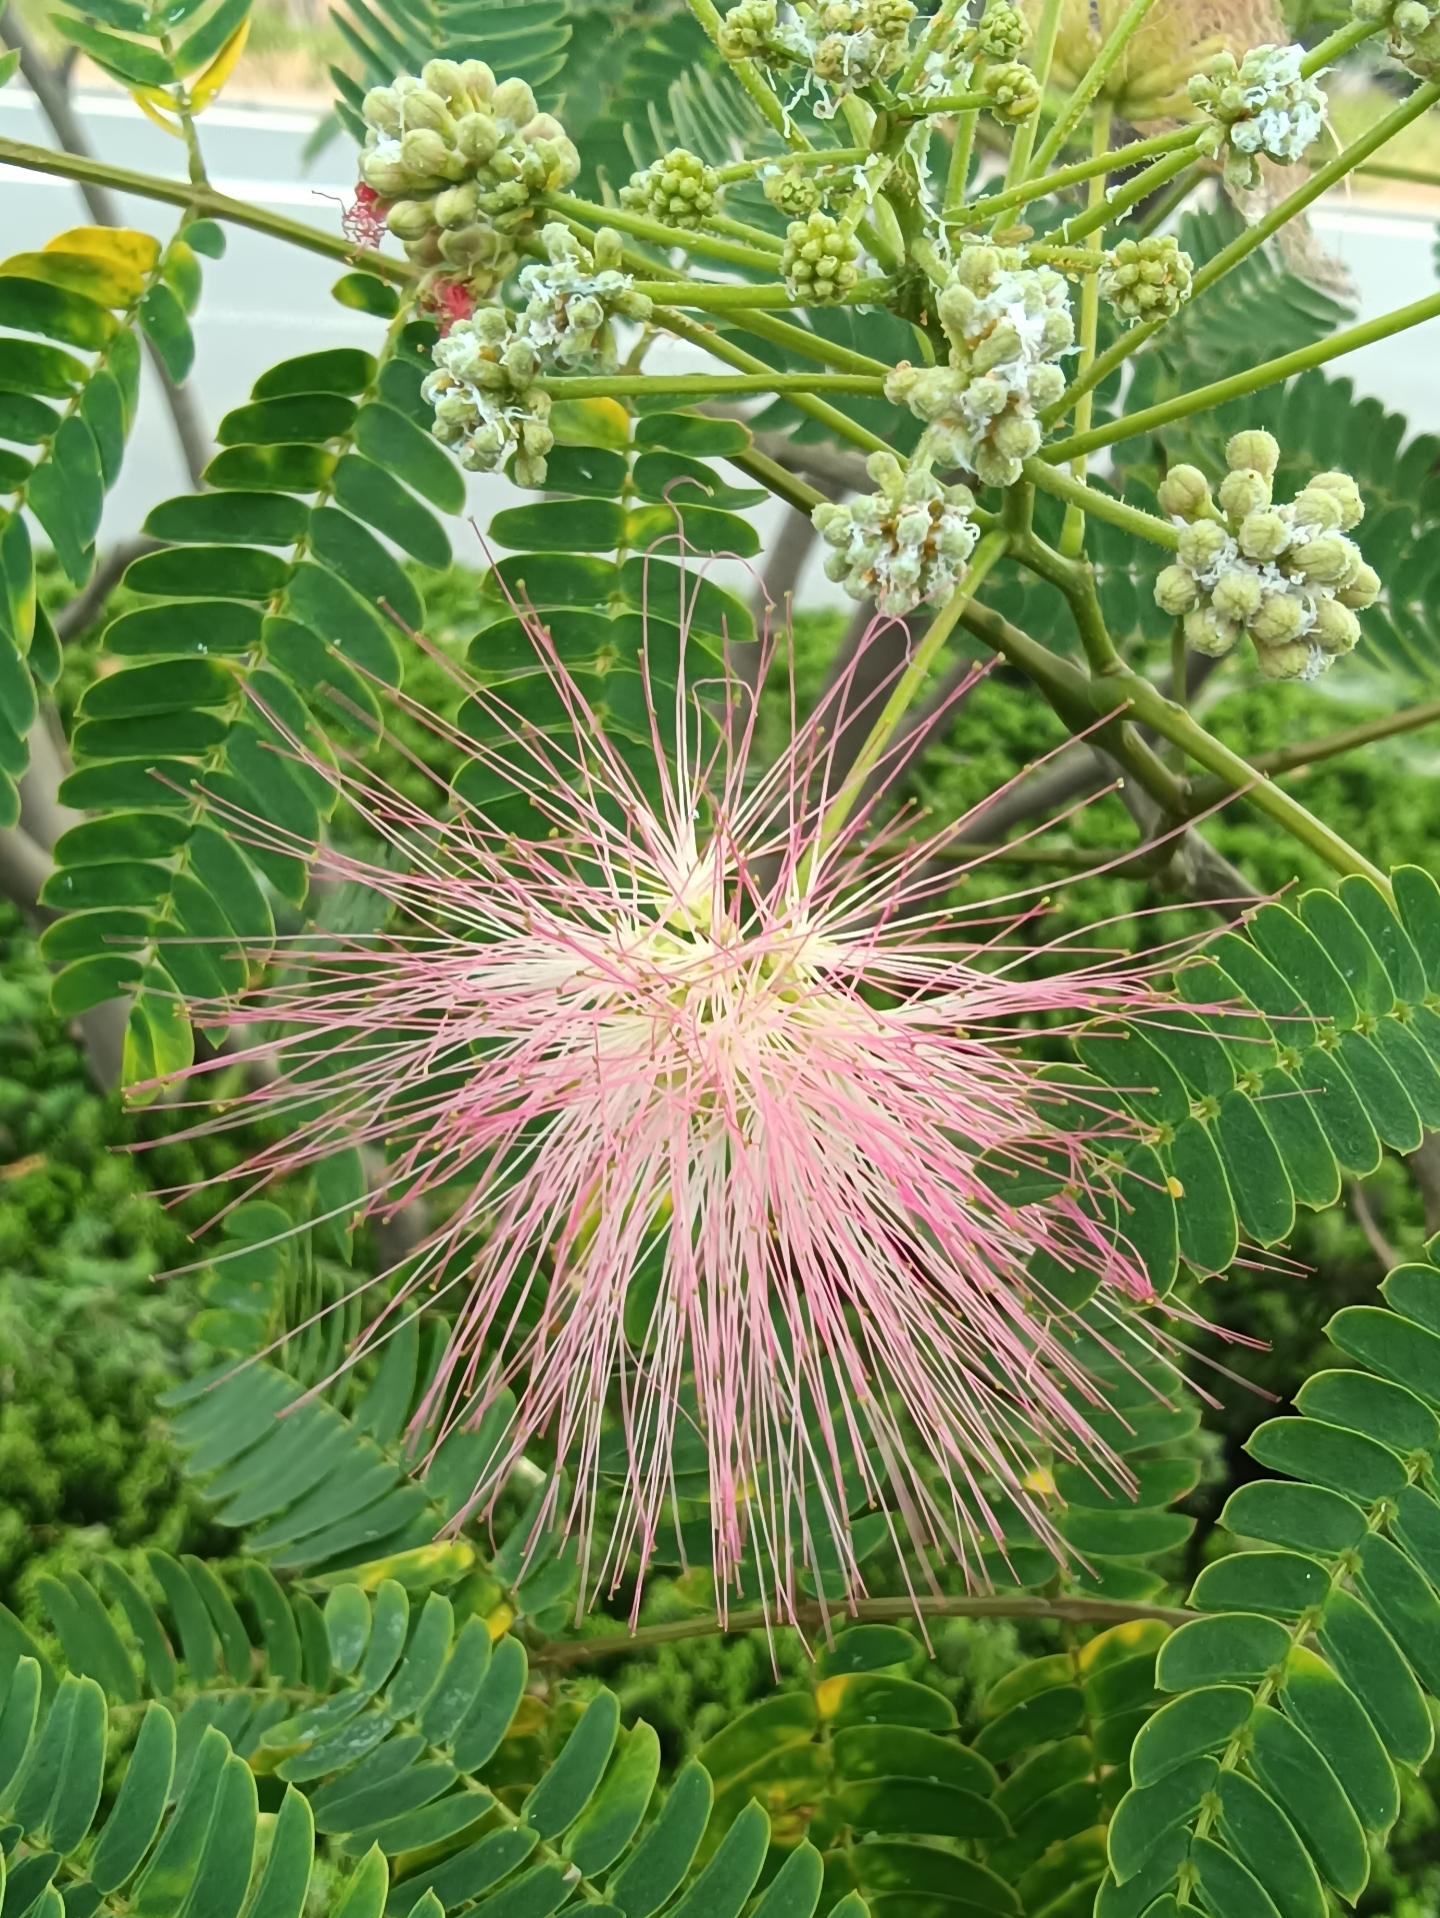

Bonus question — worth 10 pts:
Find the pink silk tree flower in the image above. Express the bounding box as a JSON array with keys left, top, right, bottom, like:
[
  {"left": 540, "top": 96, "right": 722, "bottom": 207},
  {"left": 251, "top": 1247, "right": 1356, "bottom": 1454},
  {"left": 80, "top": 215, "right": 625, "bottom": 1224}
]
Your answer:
[{"left": 155, "top": 596, "right": 1196, "bottom": 1625}]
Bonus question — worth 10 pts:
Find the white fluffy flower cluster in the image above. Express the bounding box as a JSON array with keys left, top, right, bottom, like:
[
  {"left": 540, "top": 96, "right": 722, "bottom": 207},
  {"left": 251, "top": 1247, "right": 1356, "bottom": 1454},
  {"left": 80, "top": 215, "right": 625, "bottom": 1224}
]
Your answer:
[
  {"left": 811, "top": 451, "right": 980, "bottom": 616},
  {"left": 423, "top": 307, "right": 555, "bottom": 485},
  {"left": 1189, "top": 44, "right": 1326, "bottom": 191},
  {"left": 359, "top": 61, "right": 580, "bottom": 295},
  {"left": 1353, "top": 0, "right": 1440, "bottom": 72},
  {"left": 884, "top": 246, "right": 1073, "bottom": 489},
  {"left": 1153, "top": 431, "right": 1380, "bottom": 682},
  {"left": 515, "top": 224, "right": 653, "bottom": 370}
]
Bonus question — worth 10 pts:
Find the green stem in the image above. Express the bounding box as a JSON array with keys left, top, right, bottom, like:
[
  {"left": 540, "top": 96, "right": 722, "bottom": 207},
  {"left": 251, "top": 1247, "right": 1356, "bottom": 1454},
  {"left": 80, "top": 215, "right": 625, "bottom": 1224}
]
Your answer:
[
  {"left": 0, "top": 133, "right": 415, "bottom": 282},
  {"left": 806, "top": 530, "right": 1010, "bottom": 876},
  {"left": 724, "top": 306, "right": 893, "bottom": 375},
  {"left": 905, "top": 89, "right": 992, "bottom": 115},
  {"left": 683, "top": 0, "right": 801, "bottom": 144},
  {"left": 1026, "top": 0, "right": 1163, "bottom": 181},
  {"left": 729, "top": 444, "right": 826, "bottom": 514},
  {"left": 897, "top": 0, "right": 968, "bottom": 95},
  {"left": 638, "top": 276, "right": 892, "bottom": 312},
  {"left": 1044, "top": 281, "right": 1440, "bottom": 464},
  {"left": 717, "top": 147, "right": 869, "bottom": 181},
  {"left": 956, "top": 126, "right": 1197, "bottom": 229},
  {"left": 1057, "top": 142, "right": 1196, "bottom": 243},
  {"left": 702, "top": 211, "right": 785, "bottom": 252},
  {"left": 1170, "top": 620, "right": 1187, "bottom": 719},
  {"left": 1301, "top": 14, "right": 1383, "bottom": 74},
  {"left": 1023, "top": 460, "right": 1178, "bottom": 550},
  {"left": 531, "top": 371, "right": 884, "bottom": 397},
  {"left": 531, "top": 1591, "right": 1194, "bottom": 1666},
  {"left": 1190, "top": 697, "right": 1440, "bottom": 794},
  {"left": 1049, "top": 78, "right": 1440, "bottom": 423},
  {"left": 945, "top": 104, "right": 980, "bottom": 216},
  {"left": 1000, "top": 0, "right": 1064, "bottom": 192},
  {"left": 541, "top": 191, "right": 781, "bottom": 272},
  {"left": 652, "top": 306, "right": 893, "bottom": 455},
  {"left": 1094, "top": 667, "right": 1389, "bottom": 887},
  {"left": 1356, "top": 161, "right": 1440, "bottom": 188},
  {"left": 1058, "top": 104, "right": 1112, "bottom": 558}
]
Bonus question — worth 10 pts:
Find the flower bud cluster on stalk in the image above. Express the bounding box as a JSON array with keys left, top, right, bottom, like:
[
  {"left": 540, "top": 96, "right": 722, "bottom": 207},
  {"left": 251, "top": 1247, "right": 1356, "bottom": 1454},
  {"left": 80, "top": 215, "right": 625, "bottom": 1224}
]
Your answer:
[
  {"left": 1154, "top": 433, "right": 1380, "bottom": 682},
  {"left": 1189, "top": 43, "right": 1327, "bottom": 190},
  {"left": 813, "top": 451, "right": 980, "bottom": 614},
  {"left": 1353, "top": 0, "right": 1440, "bottom": 73}
]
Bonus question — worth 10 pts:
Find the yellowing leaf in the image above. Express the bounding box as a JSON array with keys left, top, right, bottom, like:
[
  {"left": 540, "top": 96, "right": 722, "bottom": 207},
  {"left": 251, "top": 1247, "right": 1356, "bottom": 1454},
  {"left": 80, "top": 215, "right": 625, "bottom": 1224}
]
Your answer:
[
  {"left": 814, "top": 1673, "right": 851, "bottom": 1718},
  {"left": 309, "top": 1540, "right": 477, "bottom": 1592},
  {"left": 1022, "top": 1465, "right": 1057, "bottom": 1496},
  {"left": 0, "top": 248, "right": 144, "bottom": 307},
  {"left": 190, "top": 14, "right": 250, "bottom": 109},
  {"left": 550, "top": 396, "right": 631, "bottom": 450},
  {"left": 484, "top": 1601, "right": 515, "bottom": 1641},
  {"left": 129, "top": 88, "right": 186, "bottom": 137},
  {"left": 47, "top": 226, "right": 161, "bottom": 274},
  {"left": 508, "top": 1693, "right": 548, "bottom": 1736}
]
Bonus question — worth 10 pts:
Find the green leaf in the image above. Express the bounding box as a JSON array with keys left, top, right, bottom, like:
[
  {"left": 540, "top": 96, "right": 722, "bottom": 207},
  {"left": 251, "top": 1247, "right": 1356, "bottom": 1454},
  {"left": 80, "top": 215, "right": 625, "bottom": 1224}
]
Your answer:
[
  {"left": 818, "top": 1626, "right": 918, "bottom": 1677},
  {"left": 1187, "top": 1551, "right": 1329, "bottom": 1619},
  {"left": 1381, "top": 1262, "right": 1440, "bottom": 1334},
  {"left": 1391, "top": 1484, "right": 1440, "bottom": 1589},
  {"left": 0, "top": 334, "right": 86, "bottom": 396},
  {"left": 123, "top": 544, "right": 291, "bottom": 600},
  {"left": 1059, "top": 1508, "right": 1193, "bottom": 1560},
  {"left": 699, "top": 1695, "right": 817, "bottom": 1784},
  {"left": 244, "top": 1786, "right": 314, "bottom": 1918},
  {"left": 1245, "top": 1705, "right": 1369, "bottom": 1904},
  {"left": 145, "top": 1551, "right": 219, "bottom": 1684},
  {"left": 524, "top": 1688, "right": 620, "bottom": 1838},
  {"left": 1291, "top": 1049, "right": 1381, "bottom": 1175},
  {"left": 333, "top": 1845, "right": 389, "bottom": 1918},
  {"left": 89, "top": 1704, "right": 175, "bottom": 1893},
  {"left": 1244, "top": 1416, "right": 1406, "bottom": 1503},
  {"left": 1371, "top": 1018, "right": 1440, "bottom": 1127},
  {"left": 386, "top": 1828, "right": 538, "bottom": 1916},
  {"left": 253, "top": 349, "right": 376, "bottom": 399},
  {"left": 1295, "top": 1367, "right": 1438, "bottom": 1455},
  {"left": 1191, "top": 1836, "right": 1282, "bottom": 1918},
  {"left": 49, "top": 13, "right": 174, "bottom": 81},
  {"left": 204, "top": 444, "right": 336, "bottom": 493},
  {"left": 1209, "top": 934, "right": 1316, "bottom": 1052},
  {"left": 218, "top": 395, "right": 357, "bottom": 447},
  {"left": 827, "top": 1674, "right": 955, "bottom": 1732},
  {"left": 0, "top": 1655, "right": 44, "bottom": 1797},
  {"left": 10, "top": 1666, "right": 76, "bottom": 1827},
  {"left": 608, "top": 1760, "right": 713, "bottom": 1918},
  {"left": 491, "top": 499, "right": 627, "bottom": 553},
  {"left": 634, "top": 413, "right": 751, "bottom": 455},
  {"left": 1318, "top": 1587, "right": 1433, "bottom": 1766},
  {"left": 354, "top": 402, "right": 464, "bottom": 512},
  {"left": 386, "top": 1592, "right": 452, "bottom": 1720},
  {"left": 308, "top": 506, "right": 422, "bottom": 632},
  {"left": 1334, "top": 1029, "right": 1422, "bottom": 1152},
  {"left": 565, "top": 1722, "right": 661, "bottom": 1876},
  {"left": 1338, "top": 875, "right": 1428, "bottom": 1005},
  {"left": 1215, "top": 1773, "right": 1327, "bottom": 1918},
  {"left": 104, "top": 600, "right": 263, "bottom": 658},
  {"left": 0, "top": 274, "right": 116, "bottom": 349},
  {"left": 332, "top": 455, "right": 450, "bottom": 568},
  {"left": 451, "top": 1635, "right": 528, "bottom": 1773},
  {"left": 43, "top": 1673, "right": 106, "bottom": 1852},
  {"left": 1155, "top": 1615, "right": 1290, "bottom": 1691},
  {"left": 1076, "top": 1025, "right": 1188, "bottom": 1126},
  {"left": 1214, "top": 1092, "right": 1294, "bottom": 1245},
  {"left": 96, "top": 1562, "right": 176, "bottom": 1698},
  {"left": 1326, "top": 1303, "right": 1440, "bottom": 1404},
  {"left": 1108, "top": 1758, "right": 1215, "bottom": 1883},
  {"left": 138, "top": 285, "right": 194, "bottom": 383},
  {"left": 973, "top": 1686, "right": 1085, "bottom": 1761},
  {"left": 182, "top": 1753, "right": 258, "bottom": 1918},
  {"left": 419, "top": 1620, "right": 492, "bottom": 1747},
  {"left": 749, "top": 1843, "right": 823, "bottom": 1918},
  {"left": 143, "top": 492, "right": 309, "bottom": 547},
  {"left": 324, "top": 1585, "right": 372, "bottom": 1675},
  {"left": 1251, "top": 1068, "right": 1339, "bottom": 1211},
  {"left": 284, "top": 562, "right": 401, "bottom": 685},
  {"left": 1393, "top": 866, "right": 1440, "bottom": 992},
  {"left": 333, "top": 273, "right": 400, "bottom": 317},
  {"left": 186, "top": 220, "right": 226, "bottom": 259},
  {"left": 1279, "top": 1646, "right": 1397, "bottom": 1833},
  {"left": 1247, "top": 904, "right": 1356, "bottom": 1028},
  {"left": 850, "top": 1842, "right": 1017, "bottom": 1909},
  {"left": 666, "top": 1798, "right": 770, "bottom": 1918},
  {"left": 36, "top": 1572, "right": 137, "bottom": 1702},
  {"left": 835, "top": 1777, "right": 1007, "bottom": 1841},
  {"left": 129, "top": 1723, "right": 229, "bottom": 1911},
  {"left": 1164, "top": 1119, "right": 1237, "bottom": 1273},
  {"left": 241, "top": 1564, "right": 303, "bottom": 1689},
  {"left": 831, "top": 1725, "right": 995, "bottom": 1795},
  {"left": 28, "top": 459, "right": 92, "bottom": 587}
]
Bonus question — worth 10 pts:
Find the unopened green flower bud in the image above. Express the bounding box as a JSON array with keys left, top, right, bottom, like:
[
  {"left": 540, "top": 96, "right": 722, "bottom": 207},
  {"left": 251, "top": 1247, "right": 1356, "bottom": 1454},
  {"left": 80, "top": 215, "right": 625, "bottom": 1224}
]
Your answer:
[
  {"left": 975, "top": 0, "right": 1027, "bottom": 58},
  {"left": 1249, "top": 593, "right": 1308, "bottom": 645},
  {"left": 1099, "top": 235, "right": 1193, "bottom": 326},
  {"left": 455, "top": 112, "right": 501, "bottom": 164},
  {"left": 984, "top": 61, "right": 1041, "bottom": 119},
  {"left": 386, "top": 196, "right": 437, "bottom": 241},
  {"left": 1312, "top": 598, "right": 1362, "bottom": 654},
  {"left": 620, "top": 148, "right": 721, "bottom": 229},
  {"left": 1238, "top": 509, "right": 1291, "bottom": 562},
  {"left": 1155, "top": 564, "right": 1201, "bottom": 616},
  {"left": 781, "top": 210, "right": 861, "bottom": 303},
  {"left": 1305, "top": 469, "right": 1364, "bottom": 530},
  {"left": 1211, "top": 569, "right": 1265, "bottom": 621},
  {"left": 422, "top": 59, "right": 466, "bottom": 102},
  {"left": 717, "top": 0, "right": 779, "bottom": 58},
  {"left": 435, "top": 182, "right": 478, "bottom": 227},
  {"left": 1176, "top": 519, "right": 1231, "bottom": 572},
  {"left": 1156, "top": 464, "right": 1212, "bottom": 520},
  {"left": 362, "top": 86, "right": 400, "bottom": 130},
  {"left": 1337, "top": 561, "right": 1381, "bottom": 609},
  {"left": 1225, "top": 429, "right": 1280, "bottom": 479},
  {"left": 459, "top": 59, "right": 496, "bottom": 101},
  {"left": 491, "top": 77, "right": 538, "bottom": 127},
  {"left": 1218, "top": 468, "right": 1271, "bottom": 522},
  {"left": 764, "top": 163, "right": 822, "bottom": 220},
  {"left": 1254, "top": 638, "right": 1316, "bottom": 680},
  {"left": 1184, "top": 606, "right": 1239, "bottom": 656},
  {"left": 400, "top": 127, "right": 452, "bottom": 179},
  {"left": 1290, "top": 532, "right": 1359, "bottom": 589}
]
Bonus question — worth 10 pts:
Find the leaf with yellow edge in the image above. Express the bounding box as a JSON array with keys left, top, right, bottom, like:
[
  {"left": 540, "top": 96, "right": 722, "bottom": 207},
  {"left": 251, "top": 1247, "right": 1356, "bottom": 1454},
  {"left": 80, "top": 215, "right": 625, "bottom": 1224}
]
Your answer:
[
  {"left": 190, "top": 15, "right": 250, "bottom": 110},
  {"left": 47, "top": 227, "right": 161, "bottom": 275},
  {"left": 550, "top": 397, "right": 631, "bottom": 450},
  {"left": 1, "top": 247, "right": 145, "bottom": 307},
  {"left": 129, "top": 90, "right": 186, "bottom": 138},
  {"left": 307, "top": 1541, "right": 477, "bottom": 1594}
]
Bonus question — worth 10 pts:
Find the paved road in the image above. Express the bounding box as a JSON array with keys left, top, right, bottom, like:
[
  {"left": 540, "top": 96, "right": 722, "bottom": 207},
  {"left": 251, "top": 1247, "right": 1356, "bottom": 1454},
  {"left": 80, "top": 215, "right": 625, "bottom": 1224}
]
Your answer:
[{"left": 3, "top": 84, "right": 1438, "bottom": 602}]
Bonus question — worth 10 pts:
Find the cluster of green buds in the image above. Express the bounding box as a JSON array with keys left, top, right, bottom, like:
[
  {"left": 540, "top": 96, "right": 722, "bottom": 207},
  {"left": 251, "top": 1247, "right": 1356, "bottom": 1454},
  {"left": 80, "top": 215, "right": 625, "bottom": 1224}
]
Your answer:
[
  {"left": 913, "top": 0, "right": 1029, "bottom": 102},
  {"left": 1188, "top": 44, "right": 1326, "bottom": 191},
  {"left": 423, "top": 307, "right": 554, "bottom": 485},
  {"left": 620, "top": 149, "right": 722, "bottom": 230},
  {"left": 980, "top": 59, "right": 1043, "bottom": 119},
  {"left": 359, "top": 62, "right": 580, "bottom": 296},
  {"left": 1153, "top": 431, "right": 1380, "bottom": 682},
  {"left": 781, "top": 211, "right": 863, "bottom": 303},
  {"left": 885, "top": 246, "right": 1073, "bottom": 489},
  {"left": 1099, "top": 235, "right": 1194, "bottom": 327},
  {"left": 812, "top": 452, "right": 980, "bottom": 616},
  {"left": 762, "top": 161, "right": 824, "bottom": 219},
  {"left": 514, "top": 224, "right": 653, "bottom": 371},
  {"left": 718, "top": 0, "right": 921, "bottom": 99},
  {"left": 1353, "top": 0, "right": 1440, "bottom": 72}
]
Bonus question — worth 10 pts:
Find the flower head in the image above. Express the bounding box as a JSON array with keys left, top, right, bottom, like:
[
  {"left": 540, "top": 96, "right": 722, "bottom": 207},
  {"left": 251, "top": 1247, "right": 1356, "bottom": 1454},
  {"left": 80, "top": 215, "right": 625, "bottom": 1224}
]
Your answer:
[{"left": 163, "top": 594, "right": 1198, "bottom": 1621}]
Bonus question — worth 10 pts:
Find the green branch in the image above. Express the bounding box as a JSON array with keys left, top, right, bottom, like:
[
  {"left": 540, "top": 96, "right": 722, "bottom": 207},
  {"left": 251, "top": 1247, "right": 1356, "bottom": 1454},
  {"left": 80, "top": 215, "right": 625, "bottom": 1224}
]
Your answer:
[
  {"left": 729, "top": 444, "right": 827, "bottom": 514},
  {"left": 1189, "top": 697, "right": 1440, "bottom": 799},
  {"left": 1047, "top": 78, "right": 1440, "bottom": 422},
  {"left": 541, "top": 192, "right": 783, "bottom": 272},
  {"left": 532, "top": 371, "right": 885, "bottom": 398},
  {"left": 955, "top": 126, "right": 1197, "bottom": 229},
  {"left": 0, "top": 133, "right": 415, "bottom": 282},
  {"left": 725, "top": 307, "right": 893, "bottom": 375},
  {"left": 1043, "top": 284, "right": 1440, "bottom": 464},
  {"left": 683, "top": 0, "right": 801, "bottom": 144},
  {"left": 1026, "top": 0, "right": 1164, "bottom": 180},
  {"left": 532, "top": 1591, "right": 1196, "bottom": 1666},
  {"left": 636, "top": 277, "right": 893, "bottom": 312}
]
